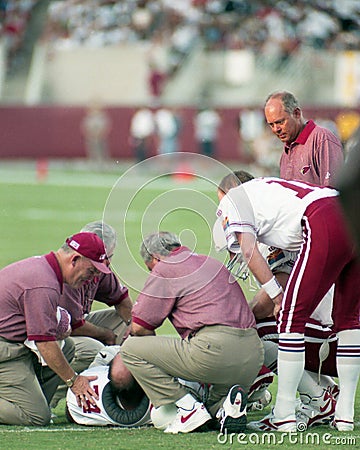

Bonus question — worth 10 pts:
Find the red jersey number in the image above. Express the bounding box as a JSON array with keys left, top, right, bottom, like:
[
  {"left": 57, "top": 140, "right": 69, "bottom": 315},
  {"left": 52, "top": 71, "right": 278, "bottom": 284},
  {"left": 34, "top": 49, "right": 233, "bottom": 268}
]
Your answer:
[
  {"left": 82, "top": 384, "right": 101, "bottom": 414},
  {"left": 266, "top": 180, "right": 319, "bottom": 199}
]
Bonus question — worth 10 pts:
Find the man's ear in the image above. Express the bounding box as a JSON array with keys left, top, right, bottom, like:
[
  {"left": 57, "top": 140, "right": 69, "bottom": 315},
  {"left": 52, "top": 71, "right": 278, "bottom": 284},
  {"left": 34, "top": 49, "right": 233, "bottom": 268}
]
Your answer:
[
  {"left": 293, "top": 107, "right": 302, "bottom": 119},
  {"left": 71, "top": 254, "right": 81, "bottom": 267}
]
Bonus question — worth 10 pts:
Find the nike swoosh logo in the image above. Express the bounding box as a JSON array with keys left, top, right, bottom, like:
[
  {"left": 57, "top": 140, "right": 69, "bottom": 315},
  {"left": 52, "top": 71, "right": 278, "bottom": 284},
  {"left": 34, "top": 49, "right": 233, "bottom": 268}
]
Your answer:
[
  {"left": 100, "top": 353, "right": 107, "bottom": 359},
  {"left": 180, "top": 409, "right": 197, "bottom": 423}
]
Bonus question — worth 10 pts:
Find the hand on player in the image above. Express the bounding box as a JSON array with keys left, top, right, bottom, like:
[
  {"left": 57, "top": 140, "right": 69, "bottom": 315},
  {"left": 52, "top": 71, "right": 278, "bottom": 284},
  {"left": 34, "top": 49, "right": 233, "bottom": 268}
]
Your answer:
[{"left": 71, "top": 374, "right": 99, "bottom": 409}]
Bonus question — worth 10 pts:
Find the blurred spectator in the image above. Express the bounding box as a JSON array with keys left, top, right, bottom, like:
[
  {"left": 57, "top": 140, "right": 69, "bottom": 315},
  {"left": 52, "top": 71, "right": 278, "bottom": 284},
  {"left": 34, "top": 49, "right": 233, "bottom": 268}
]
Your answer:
[
  {"left": 148, "top": 61, "right": 167, "bottom": 106},
  {"left": 194, "top": 105, "right": 221, "bottom": 158},
  {"left": 154, "top": 106, "right": 181, "bottom": 155},
  {"left": 129, "top": 107, "right": 155, "bottom": 162},
  {"left": 238, "top": 107, "right": 264, "bottom": 163},
  {"left": 1, "top": 0, "right": 38, "bottom": 71},
  {"left": 81, "top": 102, "right": 111, "bottom": 167},
  {"left": 296, "top": 7, "right": 340, "bottom": 49},
  {"left": 252, "top": 123, "right": 282, "bottom": 176},
  {"left": 147, "top": 31, "right": 168, "bottom": 106},
  {"left": 131, "top": 0, "right": 156, "bottom": 40}
]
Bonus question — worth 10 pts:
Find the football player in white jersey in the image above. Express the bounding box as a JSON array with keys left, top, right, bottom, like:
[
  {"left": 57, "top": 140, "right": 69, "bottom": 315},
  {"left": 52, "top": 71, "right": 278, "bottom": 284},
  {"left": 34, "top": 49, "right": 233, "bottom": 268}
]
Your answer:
[
  {"left": 215, "top": 173, "right": 360, "bottom": 432},
  {"left": 214, "top": 207, "right": 338, "bottom": 430}
]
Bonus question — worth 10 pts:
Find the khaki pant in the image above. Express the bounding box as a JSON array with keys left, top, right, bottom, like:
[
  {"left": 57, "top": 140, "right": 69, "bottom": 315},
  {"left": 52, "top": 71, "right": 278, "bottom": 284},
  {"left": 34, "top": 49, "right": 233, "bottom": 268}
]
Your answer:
[
  {"left": 51, "top": 308, "right": 127, "bottom": 408},
  {"left": 121, "top": 325, "right": 264, "bottom": 417},
  {"left": 0, "top": 337, "right": 74, "bottom": 425}
]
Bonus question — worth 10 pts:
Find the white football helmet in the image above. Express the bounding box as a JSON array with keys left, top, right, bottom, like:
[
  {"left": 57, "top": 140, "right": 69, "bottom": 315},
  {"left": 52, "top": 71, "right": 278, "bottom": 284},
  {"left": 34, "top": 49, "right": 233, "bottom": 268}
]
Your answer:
[{"left": 89, "top": 345, "right": 121, "bottom": 368}]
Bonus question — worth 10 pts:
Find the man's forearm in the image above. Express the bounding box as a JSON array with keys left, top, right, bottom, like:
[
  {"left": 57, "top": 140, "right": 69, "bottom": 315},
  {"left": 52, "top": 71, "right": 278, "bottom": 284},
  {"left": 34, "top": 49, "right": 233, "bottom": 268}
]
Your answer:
[
  {"left": 115, "top": 296, "right": 133, "bottom": 324},
  {"left": 236, "top": 232, "right": 274, "bottom": 284},
  {"left": 36, "top": 341, "right": 75, "bottom": 382},
  {"left": 71, "top": 321, "right": 116, "bottom": 344}
]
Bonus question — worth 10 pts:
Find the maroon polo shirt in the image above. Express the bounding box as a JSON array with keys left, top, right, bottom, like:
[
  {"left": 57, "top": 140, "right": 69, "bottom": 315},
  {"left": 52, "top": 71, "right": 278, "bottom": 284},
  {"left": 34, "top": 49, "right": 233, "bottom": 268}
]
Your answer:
[
  {"left": 0, "top": 253, "right": 63, "bottom": 342},
  {"left": 132, "top": 246, "right": 256, "bottom": 339},
  {"left": 60, "top": 273, "right": 129, "bottom": 326},
  {"left": 280, "top": 120, "right": 344, "bottom": 187}
]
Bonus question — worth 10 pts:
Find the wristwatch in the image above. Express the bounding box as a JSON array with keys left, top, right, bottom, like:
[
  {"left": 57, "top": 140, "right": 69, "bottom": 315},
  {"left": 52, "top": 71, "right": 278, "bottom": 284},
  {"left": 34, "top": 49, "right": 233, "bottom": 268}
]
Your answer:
[{"left": 65, "top": 372, "right": 78, "bottom": 388}]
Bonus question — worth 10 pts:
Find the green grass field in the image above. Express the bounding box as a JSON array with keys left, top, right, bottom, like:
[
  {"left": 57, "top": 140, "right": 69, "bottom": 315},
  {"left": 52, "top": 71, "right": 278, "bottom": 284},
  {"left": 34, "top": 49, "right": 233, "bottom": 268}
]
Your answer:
[{"left": 0, "top": 161, "right": 359, "bottom": 449}]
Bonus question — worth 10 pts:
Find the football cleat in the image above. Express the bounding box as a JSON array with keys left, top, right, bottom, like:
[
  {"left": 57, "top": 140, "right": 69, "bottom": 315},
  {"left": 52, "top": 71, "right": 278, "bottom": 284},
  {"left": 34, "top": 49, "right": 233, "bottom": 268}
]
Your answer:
[
  {"left": 164, "top": 401, "right": 211, "bottom": 434},
  {"left": 216, "top": 385, "right": 247, "bottom": 433},
  {"left": 247, "top": 408, "right": 297, "bottom": 432},
  {"left": 296, "top": 389, "right": 336, "bottom": 428},
  {"left": 327, "top": 384, "right": 340, "bottom": 400}
]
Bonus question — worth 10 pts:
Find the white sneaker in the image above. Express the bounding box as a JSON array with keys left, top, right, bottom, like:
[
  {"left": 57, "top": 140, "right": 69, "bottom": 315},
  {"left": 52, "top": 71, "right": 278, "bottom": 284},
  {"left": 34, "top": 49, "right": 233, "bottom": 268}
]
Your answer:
[
  {"left": 331, "top": 419, "right": 354, "bottom": 432},
  {"left": 247, "top": 408, "right": 297, "bottom": 432},
  {"left": 216, "top": 385, "right": 247, "bottom": 433},
  {"left": 164, "top": 401, "right": 211, "bottom": 434}
]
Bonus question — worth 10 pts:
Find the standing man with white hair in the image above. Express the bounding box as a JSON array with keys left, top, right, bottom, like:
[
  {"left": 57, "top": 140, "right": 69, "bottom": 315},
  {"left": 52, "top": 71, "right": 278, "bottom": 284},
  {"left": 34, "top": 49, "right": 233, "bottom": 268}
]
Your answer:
[
  {"left": 51, "top": 221, "right": 132, "bottom": 408},
  {"left": 264, "top": 91, "right": 344, "bottom": 186}
]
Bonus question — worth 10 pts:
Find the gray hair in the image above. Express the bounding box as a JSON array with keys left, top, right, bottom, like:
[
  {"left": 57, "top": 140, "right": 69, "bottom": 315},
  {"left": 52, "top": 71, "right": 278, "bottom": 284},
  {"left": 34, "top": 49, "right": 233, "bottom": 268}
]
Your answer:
[
  {"left": 218, "top": 170, "right": 254, "bottom": 195},
  {"left": 265, "top": 91, "right": 300, "bottom": 115},
  {"left": 140, "top": 231, "right": 181, "bottom": 263},
  {"left": 81, "top": 221, "right": 117, "bottom": 256}
]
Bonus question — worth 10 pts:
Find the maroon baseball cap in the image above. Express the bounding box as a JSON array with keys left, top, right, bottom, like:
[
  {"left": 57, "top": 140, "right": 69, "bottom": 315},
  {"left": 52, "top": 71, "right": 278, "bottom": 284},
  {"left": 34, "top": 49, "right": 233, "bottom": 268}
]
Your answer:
[{"left": 66, "top": 232, "right": 112, "bottom": 274}]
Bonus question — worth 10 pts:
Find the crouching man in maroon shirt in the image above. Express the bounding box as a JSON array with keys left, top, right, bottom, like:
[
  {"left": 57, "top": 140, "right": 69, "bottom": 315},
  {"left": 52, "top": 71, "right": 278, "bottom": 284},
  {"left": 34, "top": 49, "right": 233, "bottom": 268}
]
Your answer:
[
  {"left": 0, "top": 232, "right": 111, "bottom": 426},
  {"left": 120, "top": 231, "right": 264, "bottom": 434}
]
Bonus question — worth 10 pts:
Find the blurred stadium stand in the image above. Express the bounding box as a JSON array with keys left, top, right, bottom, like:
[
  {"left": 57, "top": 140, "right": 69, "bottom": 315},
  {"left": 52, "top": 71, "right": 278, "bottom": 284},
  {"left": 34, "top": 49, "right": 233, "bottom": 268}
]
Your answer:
[{"left": 0, "top": 0, "right": 359, "bottom": 162}]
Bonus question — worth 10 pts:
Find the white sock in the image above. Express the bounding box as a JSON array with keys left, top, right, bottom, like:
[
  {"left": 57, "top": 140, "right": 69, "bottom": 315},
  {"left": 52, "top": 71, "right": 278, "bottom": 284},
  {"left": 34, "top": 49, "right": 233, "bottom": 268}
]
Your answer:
[
  {"left": 335, "top": 329, "right": 360, "bottom": 422},
  {"left": 274, "top": 333, "right": 305, "bottom": 420},
  {"left": 298, "top": 370, "right": 324, "bottom": 403},
  {"left": 175, "top": 393, "right": 198, "bottom": 410}
]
